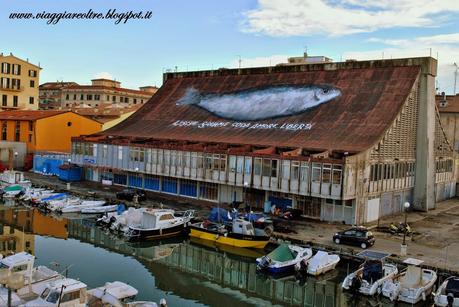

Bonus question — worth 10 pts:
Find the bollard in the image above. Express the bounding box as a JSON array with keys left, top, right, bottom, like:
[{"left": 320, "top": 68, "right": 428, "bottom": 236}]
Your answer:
[{"left": 400, "top": 244, "right": 407, "bottom": 257}]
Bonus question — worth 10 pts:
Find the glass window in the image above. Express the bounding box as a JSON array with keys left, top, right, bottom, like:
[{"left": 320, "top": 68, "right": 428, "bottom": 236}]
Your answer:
[
  {"left": 229, "top": 156, "right": 236, "bottom": 172},
  {"left": 254, "top": 158, "right": 262, "bottom": 175},
  {"left": 262, "top": 159, "right": 271, "bottom": 176},
  {"left": 322, "top": 164, "right": 331, "bottom": 183},
  {"left": 282, "top": 160, "right": 291, "bottom": 179},
  {"left": 197, "top": 153, "right": 203, "bottom": 168},
  {"left": 191, "top": 152, "right": 197, "bottom": 168},
  {"left": 332, "top": 165, "right": 342, "bottom": 185},
  {"left": 236, "top": 156, "right": 244, "bottom": 173},
  {"left": 244, "top": 157, "right": 251, "bottom": 174},
  {"left": 312, "top": 163, "right": 321, "bottom": 182},
  {"left": 271, "top": 159, "right": 278, "bottom": 177},
  {"left": 291, "top": 161, "right": 300, "bottom": 180},
  {"left": 300, "top": 162, "right": 309, "bottom": 182}
]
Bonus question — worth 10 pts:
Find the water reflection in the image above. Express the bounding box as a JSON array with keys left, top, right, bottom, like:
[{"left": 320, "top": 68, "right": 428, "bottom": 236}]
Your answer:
[{"left": 0, "top": 206, "right": 433, "bottom": 306}]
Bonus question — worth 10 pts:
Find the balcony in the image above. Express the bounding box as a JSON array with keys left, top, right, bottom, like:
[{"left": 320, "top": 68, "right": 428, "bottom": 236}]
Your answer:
[{"left": 0, "top": 85, "right": 24, "bottom": 92}]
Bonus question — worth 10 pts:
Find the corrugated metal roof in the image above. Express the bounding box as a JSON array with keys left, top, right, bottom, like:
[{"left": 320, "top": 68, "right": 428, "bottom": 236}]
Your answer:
[{"left": 96, "top": 65, "right": 420, "bottom": 153}]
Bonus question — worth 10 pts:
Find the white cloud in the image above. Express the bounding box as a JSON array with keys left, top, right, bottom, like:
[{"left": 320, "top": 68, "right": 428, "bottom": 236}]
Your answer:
[
  {"left": 347, "top": 33, "right": 459, "bottom": 94},
  {"left": 228, "top": 54, "right": 289, "bottom": 68},
  {"left": 243, "top": 0, "right": 459, "bottom": 37},
  {"left": 93, "top": 72, "right": 114, "bottom": 80}
]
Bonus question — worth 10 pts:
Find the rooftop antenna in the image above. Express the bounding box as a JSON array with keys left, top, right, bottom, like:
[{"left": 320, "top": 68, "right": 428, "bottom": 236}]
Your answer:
[{"left": 237, "top": 55, "right": 242, "bottom": 69}]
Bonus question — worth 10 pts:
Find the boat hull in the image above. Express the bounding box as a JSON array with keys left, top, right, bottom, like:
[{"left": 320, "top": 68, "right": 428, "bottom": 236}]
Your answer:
[
  {"left": 189, "top": 226, "right": 269, "bottom": 249},
  {"left": 128, "top": 223, "right": 186, "bottom": 241}
]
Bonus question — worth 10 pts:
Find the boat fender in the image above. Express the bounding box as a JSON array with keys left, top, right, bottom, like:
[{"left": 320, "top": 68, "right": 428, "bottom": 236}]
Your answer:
[{"left": 422, "top": 291, "right": 426, "bottom": 301}]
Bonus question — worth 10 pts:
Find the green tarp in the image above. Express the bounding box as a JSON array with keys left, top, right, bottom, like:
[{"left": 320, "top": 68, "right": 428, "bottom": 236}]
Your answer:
[
  {"left": 267, "top": 244, "right": 295, "bottom": 262},
  {"left": 4, "top": 185, "right": 22, "bottom": 192}
]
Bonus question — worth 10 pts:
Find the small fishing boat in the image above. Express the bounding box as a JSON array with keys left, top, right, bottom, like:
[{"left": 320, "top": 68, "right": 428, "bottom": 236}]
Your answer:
[
  {"left": 59, "top": 200, "right": 106, "bottom": 213},
  {"left": 88, "top": 281, "right": 164, "bottom": 307},
  {"left": 81, "top": 204, "right": 118, "bottom": 214},
  {"left": 126, "top": 209, "right": 192, "bottom": 240},
  {"left": 382, "top": 258, "right": 437, "bottom": 303},
  {"left": 434, "top": 276, "right": 459, "bottom": 306},
  {"left": 1, "top": 184, "right": 24, "bottom": 197},
  {"left": 256, "top": 244, "right": 313, "bottom": 274},
  {"left": 23, "top": 278, "right": 87, "bottom": 306},
  {"left": 299, "top": 250, "right": 340, "bottom": 276},
  {"left": 189, "top": 219, "right": 270, "bottom": 249},
  {"left": 47, "top": 197, "right": 81, "bottom": 212},
  {"left": 342, "top": 259, "right": 398, "bottom": 296}
]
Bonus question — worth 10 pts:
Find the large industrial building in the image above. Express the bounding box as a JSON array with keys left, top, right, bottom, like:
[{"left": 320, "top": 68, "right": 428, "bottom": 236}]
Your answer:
[{"left": 71, "top": 57, "right": 455, "bottom": 225}]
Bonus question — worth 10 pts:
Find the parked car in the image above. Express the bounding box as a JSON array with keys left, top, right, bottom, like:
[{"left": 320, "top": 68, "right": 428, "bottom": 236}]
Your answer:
[
  {"left": 116, "top": 188, "right": 146, "bottom": 202},
  {"left": 332, "top": 227, "right": 375, "bottom": 249}
]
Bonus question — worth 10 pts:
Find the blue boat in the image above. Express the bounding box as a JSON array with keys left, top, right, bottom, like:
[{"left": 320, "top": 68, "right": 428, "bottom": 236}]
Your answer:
[{"left": 256, "top": 244, "right": 313, "bottom": 275}]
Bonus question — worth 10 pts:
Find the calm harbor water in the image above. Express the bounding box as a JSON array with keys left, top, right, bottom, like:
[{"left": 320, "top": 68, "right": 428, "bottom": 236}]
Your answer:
[{"left": 0, "top": 204, "right": 434, "bottom": 307}]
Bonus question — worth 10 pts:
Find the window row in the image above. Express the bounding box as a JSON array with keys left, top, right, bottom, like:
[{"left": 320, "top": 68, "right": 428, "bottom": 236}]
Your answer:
[
  {"left": 1, "top": 63, "right": 21, "bottom": 75},
  {"left": 73, "top": 142, "right": 94, "bottom": 155},
  {"left": 1, "top": 121, "right": 33, "bottom": 142},
  {"left": 65, "top": 93, "right": 144, "bottom": 104},
  {"left": 369, "top": 161, "right": 416, "bottom": 182},
  {"left": 436, "top": 159, "right": 453, "bottom": 173}
]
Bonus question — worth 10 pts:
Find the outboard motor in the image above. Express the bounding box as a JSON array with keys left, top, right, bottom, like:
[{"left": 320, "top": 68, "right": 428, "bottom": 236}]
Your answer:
[
  {"left": 447, "top": 293, "right": 454, "bottom": 307},
  {"left": 257, "top": 256, "right": 271, "bottom": 271},
  {"left": 294, "top": 258, "right": 308, "bottom": 275}
]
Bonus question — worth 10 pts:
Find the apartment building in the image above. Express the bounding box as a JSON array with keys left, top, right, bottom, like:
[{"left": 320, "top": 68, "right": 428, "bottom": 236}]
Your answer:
[{"left": 0, "top": 53, "right": 41, "bottom": 110}]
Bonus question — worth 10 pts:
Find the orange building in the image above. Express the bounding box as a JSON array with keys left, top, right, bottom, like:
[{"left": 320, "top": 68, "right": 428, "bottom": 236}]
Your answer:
[{"left": 0, "top": 110, "right": 102, "bottom": 152}]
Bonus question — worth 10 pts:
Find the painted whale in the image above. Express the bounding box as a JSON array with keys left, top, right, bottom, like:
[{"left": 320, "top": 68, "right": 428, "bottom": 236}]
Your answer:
[{"left": 176, "top": 84, "right": 341, "bottom": 121}]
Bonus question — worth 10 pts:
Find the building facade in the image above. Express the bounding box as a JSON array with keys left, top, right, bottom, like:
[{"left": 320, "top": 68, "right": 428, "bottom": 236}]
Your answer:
[
  {"left": 0, "top": 110, "right": 102, "bottom": 153},
  {"left": 0, "top": 53, "right": 41, "bottom": 110},
  {"left": 39, "top": 79, "right": 157, "bottom": 109},
  {"left": 71, "top": 57, "right": 455, "bottom": 225}
]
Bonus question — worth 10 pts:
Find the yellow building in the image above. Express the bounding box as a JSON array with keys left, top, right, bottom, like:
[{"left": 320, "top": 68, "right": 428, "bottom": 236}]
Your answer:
[
  {"left": 0, "top": 53, "right": 41, "bottom": 110},
  {"left": 0, "top": 110, "right": 102, "bottom": 152}
]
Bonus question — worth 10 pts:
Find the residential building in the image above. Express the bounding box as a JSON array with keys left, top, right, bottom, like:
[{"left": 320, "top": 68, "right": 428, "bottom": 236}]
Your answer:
[
  {"left": 71, "top": 57, "right": 455, "bottom": 225},
  {"left": 71, "top": 105, "right": 140, "bottom": 130},
  {"left": 277, "top": 52, "right": 333, "bottom": 66},
  {"left": 0, "top": 110, "right": 102, "bottom": 153},
  {"left": 0, "top": 53, "right": 41, "bottom": 110},
  {"left": 39, "top": 79, "right": 157, "bottom": 109}
]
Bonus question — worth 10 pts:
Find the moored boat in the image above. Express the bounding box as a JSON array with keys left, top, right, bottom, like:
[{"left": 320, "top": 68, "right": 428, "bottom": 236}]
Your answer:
[
  {"left": 382, "top": 258, "right": 437, "bottom": 303},
  {"left": 302, "top": 250, "right": 340, "bottom": 276},
  {"left": 256, "top": 244, "right": 313, "bottom": 274},
  {"left": 434, "top": 276, "right": 459, "bottom": 306},
  {"left": 60, "top": 200, "right": 106, "bottom": 213},
  {"left": 189, "top": 219, "right": 270, "bottom": 249},
  {"left": 81, "top": 204, "right": 118, "bottom": 214}
]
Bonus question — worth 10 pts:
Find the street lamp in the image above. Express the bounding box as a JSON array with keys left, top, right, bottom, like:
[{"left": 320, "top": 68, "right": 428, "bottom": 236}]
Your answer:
[
  {"left": 0, "top": 268, "right": 25, "bottom": 307},
  {"left": 12, "top": 152, "right": 18, "bottom": 171},
  {"left": 401, "top": 202, "right": 410, "bottom": 256}
]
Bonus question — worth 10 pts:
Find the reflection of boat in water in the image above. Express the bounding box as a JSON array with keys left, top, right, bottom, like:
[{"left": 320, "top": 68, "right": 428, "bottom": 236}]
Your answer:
[
  {"left": 189, "top": 236, "right": 265, "bottom": 259},
  {"left": 189, "top": 219, "right": 269, "bottom": 249}
]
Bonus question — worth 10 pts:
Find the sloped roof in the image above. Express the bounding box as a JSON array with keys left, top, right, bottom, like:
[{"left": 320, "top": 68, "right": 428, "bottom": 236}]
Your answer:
[
  {"left": 0, "top": 110, "right": 67, "bottom": 120},
  {"left": 99, "top": 63, "right": 420, "bottom": 153}
]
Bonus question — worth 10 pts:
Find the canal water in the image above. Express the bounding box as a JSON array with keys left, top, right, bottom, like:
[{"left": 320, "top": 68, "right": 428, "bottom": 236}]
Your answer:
[{"left": 0, "top": 205, "right": 434, "bottom": 307}]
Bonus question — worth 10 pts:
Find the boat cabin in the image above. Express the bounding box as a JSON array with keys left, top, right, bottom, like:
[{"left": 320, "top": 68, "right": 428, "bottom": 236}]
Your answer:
[
  {"left": 0, "top": 252, "right": 35, "bottom": 278},
  {"left": 25, "top": 278, "right": 87, "bottom": 306},
  {"left": 88, "top": 281, "right": 139, "bottom": 306},
  {"left": 232, "top": 219, "right": 255, "bottom": 236},
  {"left": 140, "top": 209, "right": 180, "bottom": 229}
]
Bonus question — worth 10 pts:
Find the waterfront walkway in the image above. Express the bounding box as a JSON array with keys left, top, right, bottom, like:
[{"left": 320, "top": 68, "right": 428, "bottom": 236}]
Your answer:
[{"left": 25, "top": 172, "right": 459, "bottom": 273}]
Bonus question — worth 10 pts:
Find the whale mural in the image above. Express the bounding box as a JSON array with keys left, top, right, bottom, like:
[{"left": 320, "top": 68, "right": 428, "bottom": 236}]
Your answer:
[{"left": 176, "top": 84, "right": 341, "bottom": 121}]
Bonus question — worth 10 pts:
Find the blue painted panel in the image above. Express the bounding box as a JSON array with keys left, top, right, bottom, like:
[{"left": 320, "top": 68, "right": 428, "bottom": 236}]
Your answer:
[
  {"left": 180, "top": 181, "right": 197, "bottom": 197},
  {"left": 162, "top": 178, "right": 177, "bottom": 194},
  {"left": 114, "top": 174, "right": 127, "bottom": 185},
  {"left": 144, "top": 177, "right": 160, "bottom": 191},
  {"left": 128, "top": 175, "right": 143, "bottom": 188}
]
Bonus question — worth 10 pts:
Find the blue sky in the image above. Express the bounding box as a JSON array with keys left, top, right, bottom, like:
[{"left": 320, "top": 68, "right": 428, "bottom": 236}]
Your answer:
[{"left": 1, "top": 0, "right": 459, "bottom": 93}]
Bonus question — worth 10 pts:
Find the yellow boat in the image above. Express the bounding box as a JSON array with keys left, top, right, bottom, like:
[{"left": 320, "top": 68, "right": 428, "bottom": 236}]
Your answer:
[{"left": 189, "top": 219, "right": 270, "bottom": 249}]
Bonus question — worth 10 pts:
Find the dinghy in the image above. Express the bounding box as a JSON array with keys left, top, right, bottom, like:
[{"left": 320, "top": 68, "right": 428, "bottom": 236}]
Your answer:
[
  {"left": 81, "top": 204, "right": 118, "bottom": 214},
  {"left": 298, "top": 250, "right": 340, "bottom": 276},
  {"left": 256, "top": 244, "right": 313, "bottom": 275},
  {"left": 59, "top": 200, "right": 106, "bottom": 213},
  {"left": 47, "top": 197, "right": 81, "bottom": 212},
  {"left": 382, "top": 258, "right": 437, "bottom": 304},
  {"left": 342, "top": 259, "right": 398, "bottom": 296},
  {"left": 434, "top": 276, "right": 459, "bottom": 306}
]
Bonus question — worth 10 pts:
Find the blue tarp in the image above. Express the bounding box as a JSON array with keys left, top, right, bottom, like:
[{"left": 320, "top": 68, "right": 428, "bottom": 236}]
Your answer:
[
  {"left": 117, "top": 203, "right": 126, "bottom": 215},
  {"left": 208, "top": 207, "right": 238, "bottom": 223},
  {"left": 41, "top": 193, "right": 67, "bottom": 202}
]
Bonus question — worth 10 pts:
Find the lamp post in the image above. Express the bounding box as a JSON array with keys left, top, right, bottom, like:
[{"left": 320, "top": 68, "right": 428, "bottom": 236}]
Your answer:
[
  {"left": 12, "top": 152, "right": 18, "bottom": 171},
  {"left": 0, "top": 268, "right": 25, "bottom": 307},
  {"left": 401, "top": 202, "right": 410, "bottom": 256}
]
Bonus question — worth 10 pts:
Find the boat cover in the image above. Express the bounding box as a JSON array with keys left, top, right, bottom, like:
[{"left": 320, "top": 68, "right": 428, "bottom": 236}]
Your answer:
[
  {"left": 446, "top": 277, "right": 459, "bottom": 298},
  {"left": 267, "top": 244, "right": 296, "bottom": 262},
  {"left": 363, "top": 260, "right": 383, "bottom": 283},
  {"left": 4, "top": 185, "right": 22, "bottom": 192},
  {"left": 208, "top": 208, "right": 237, "bottom": 223},
  {"left": 309, "top": 251, "right": 329, "bottom": 268}
]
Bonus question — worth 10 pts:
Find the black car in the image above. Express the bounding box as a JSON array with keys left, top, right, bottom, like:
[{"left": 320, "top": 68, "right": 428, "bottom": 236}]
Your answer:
[
  {"left": 332, "top": 227, "right": 375, "bottom": 249},
  {"left": 116, "top": 188, "right": 147, "bottom": 202}
]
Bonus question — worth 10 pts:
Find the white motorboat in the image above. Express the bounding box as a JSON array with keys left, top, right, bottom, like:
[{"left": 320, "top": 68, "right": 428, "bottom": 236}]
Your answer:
[
  {"left": 60, "top": 200, "right": 106, "bottom": 213},
  {"left": 81, "top": 204, "right": 118, "bottom": 214},
  {"left": 88, "top": 281, "right": 163, "bottom": 307},
  {"left": 382, "top": 258, "right": 437, "bottom": 304},
  {"left": 301, "top": 250, "right": 340, "bottom": 276},
  {"left": 435, "top": 276, "right": 459, "bottom": 306},
  {"left": 342, "top": 259, "right": 398, "bottom": 295},
  {"left": 23, "top": 278, "right": 87, "bottom": 306},
  {"left": 126, "top": 209, "right": 193, "bottom": 240},
  {"left": 47, "top": 197, "right": 81, "bottom": 212},
  {"left": 0, "top": 252, "right": 62, "bottom": 300},
  {"left": 109, "top": 207, "right": 145, "bottom": 233},
  {"left": 256, "top": 244, "right": 313, "bottom": 274}
]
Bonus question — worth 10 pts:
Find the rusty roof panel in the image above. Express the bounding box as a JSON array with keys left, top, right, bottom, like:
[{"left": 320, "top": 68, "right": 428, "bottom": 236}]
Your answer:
[{"left": 98, "top": 65, "right": 420, "bottom": 153}]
